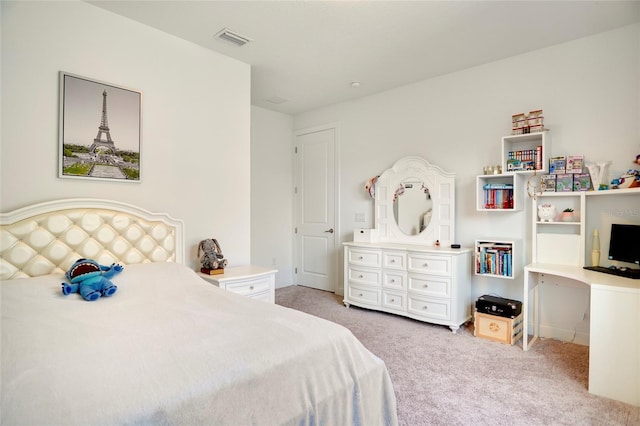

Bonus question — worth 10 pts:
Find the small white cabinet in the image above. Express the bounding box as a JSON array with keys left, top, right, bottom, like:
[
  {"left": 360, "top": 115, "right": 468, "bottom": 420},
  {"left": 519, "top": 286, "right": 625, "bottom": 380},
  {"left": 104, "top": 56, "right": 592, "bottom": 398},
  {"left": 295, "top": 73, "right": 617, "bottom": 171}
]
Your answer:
[
  {"left": 343, "top": 242, "right": 472, "bottom": 332},
  {"left": 199, "top": 265, "right": 277, "bottom": 303}
]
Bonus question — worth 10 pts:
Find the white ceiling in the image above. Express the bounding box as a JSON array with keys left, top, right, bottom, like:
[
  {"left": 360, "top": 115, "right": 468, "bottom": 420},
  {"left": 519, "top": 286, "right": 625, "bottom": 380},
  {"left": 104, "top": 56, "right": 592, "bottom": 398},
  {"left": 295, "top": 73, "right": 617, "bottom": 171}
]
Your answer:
[{"left": 89, "top": 1, "right": 640, "bottom": 116}]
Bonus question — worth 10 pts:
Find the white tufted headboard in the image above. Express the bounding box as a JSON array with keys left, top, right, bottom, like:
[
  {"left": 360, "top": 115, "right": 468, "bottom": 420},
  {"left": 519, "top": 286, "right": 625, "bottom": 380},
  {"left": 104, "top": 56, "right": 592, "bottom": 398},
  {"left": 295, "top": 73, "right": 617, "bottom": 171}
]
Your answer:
[{"left": 0, "top": 199, "right": 185, "bottom": 280}]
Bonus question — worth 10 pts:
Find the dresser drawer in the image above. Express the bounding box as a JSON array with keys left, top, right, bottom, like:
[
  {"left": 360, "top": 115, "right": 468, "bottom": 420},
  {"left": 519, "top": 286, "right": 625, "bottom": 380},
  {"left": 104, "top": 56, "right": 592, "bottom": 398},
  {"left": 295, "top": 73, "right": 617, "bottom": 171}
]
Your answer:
[
  {"left": 347, "top": 284, "right": 381, "bottom": 306},
  {"left": 382, "top": 270, "right": 406, "bottom": 290},
  {"left": 407, "top": 295, "right": 451, "bottom": 321},
  {"left": 382, "top": 251, "right": 406, "bottom": 270},
  {"left": 407, "top": 254, "right": 451, "bottom": 276},
  {"left": 225, "top": 276, "right": 272, "bottom": 297},
  {"left": 348, "top": 248, "right": 381, "bottom": 267},
  {"left": 382, "top": 290, "right": 406, "bottom": 311},
  {"left": 347, "top": 266, "right": 381, "bottom": 286},
  {"left": 408, "top": 274, "right": 451, "bottom": 298}
]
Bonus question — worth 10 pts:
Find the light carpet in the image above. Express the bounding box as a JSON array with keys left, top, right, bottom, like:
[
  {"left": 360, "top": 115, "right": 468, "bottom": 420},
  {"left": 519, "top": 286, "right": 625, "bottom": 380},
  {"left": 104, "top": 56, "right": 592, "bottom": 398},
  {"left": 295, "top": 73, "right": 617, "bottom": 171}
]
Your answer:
[{"left": 275, "top": 285, "right": 640, "bottom": 426}]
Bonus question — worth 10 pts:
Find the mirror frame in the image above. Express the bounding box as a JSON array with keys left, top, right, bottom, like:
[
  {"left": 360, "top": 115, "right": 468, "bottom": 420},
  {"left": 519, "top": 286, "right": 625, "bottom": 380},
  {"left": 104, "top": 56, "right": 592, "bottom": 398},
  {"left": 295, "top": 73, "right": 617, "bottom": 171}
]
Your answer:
[{"left": 375, "top": 156, "right": 456, "bottom": 246}]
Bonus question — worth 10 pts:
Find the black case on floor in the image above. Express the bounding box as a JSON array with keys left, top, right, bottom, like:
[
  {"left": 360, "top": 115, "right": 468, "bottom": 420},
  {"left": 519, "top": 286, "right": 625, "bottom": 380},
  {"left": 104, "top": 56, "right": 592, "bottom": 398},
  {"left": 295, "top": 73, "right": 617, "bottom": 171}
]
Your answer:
[{"left": 475, "top": 295, "right": 522, "bottom": 318}]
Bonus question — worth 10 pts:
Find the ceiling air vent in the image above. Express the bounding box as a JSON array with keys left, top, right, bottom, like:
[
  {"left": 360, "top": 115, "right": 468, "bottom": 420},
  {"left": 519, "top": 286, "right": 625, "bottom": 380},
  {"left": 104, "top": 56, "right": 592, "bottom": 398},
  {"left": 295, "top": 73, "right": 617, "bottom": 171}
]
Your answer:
[{"left": 214, "top": 28, "right": 252, "bottom": 47}]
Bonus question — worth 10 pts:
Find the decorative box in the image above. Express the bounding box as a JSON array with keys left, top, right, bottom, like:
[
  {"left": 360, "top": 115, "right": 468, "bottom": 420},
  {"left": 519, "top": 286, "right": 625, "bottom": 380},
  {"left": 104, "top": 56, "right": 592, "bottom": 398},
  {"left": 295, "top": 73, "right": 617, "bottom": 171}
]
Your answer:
[
  {"left": 474, "top": 312, "right": 523, "bottom": 345},
  {"left": 353, "top": 228, "right": 379, "bottom": 243}
]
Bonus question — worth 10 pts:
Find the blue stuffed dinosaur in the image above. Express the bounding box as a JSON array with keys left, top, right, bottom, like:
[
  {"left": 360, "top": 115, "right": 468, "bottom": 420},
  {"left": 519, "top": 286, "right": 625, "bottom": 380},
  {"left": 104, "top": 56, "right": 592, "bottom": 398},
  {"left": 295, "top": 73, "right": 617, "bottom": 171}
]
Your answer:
[{"left": 61, "top": 258, "right": 123, "bottom": 301}]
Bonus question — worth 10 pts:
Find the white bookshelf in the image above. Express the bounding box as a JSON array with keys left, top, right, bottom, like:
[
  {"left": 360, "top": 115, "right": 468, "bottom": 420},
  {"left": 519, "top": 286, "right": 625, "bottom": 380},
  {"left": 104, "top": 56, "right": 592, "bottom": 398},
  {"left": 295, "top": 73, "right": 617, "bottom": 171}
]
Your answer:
[
  {"left": 501, "top": 132, "right": 550, "bottom": 174},
  {"left": 476, "top": 173, "right": 524, "bottom": 211},
  {"left": 475, "top": 239, "right": 522, "bottom": 280}
]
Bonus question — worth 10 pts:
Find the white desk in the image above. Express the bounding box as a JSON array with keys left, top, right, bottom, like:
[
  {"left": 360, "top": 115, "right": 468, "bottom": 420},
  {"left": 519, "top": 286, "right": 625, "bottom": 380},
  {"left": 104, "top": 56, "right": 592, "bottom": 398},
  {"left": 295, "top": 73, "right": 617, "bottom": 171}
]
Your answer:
[{"left": 524, "top": 263, "right": 640, "bottom": 406}]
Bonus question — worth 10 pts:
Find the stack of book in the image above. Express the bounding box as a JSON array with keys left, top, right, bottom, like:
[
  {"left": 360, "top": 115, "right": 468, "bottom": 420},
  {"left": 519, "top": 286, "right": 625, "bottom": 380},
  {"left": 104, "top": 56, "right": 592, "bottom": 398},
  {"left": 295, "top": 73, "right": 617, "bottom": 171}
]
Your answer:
[{"left": 482, "top": 183, "right": 514, "bottom": 209}]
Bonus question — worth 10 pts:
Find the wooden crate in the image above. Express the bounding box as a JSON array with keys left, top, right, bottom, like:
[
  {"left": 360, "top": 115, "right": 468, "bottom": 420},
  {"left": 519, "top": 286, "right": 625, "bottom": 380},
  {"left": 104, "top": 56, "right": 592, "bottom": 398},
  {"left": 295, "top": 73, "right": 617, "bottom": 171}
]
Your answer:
[{"left": 474, "top": 312, "right": 523, "bottom": 345}]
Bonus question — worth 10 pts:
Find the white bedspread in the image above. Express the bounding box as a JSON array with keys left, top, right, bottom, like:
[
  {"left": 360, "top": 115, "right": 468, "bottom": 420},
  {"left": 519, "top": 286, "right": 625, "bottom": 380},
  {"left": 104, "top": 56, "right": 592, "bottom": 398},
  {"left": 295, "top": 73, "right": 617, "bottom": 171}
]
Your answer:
[{"left": 1, "top": 262, "right": 397, "bottom": 425}]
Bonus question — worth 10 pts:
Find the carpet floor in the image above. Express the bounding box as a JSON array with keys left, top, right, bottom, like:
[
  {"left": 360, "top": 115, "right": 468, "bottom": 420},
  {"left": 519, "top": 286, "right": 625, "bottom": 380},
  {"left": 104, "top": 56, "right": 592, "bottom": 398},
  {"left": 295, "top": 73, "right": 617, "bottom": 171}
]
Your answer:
[{"left": 275, "top": 285, "right": 640, "bottom": 426}]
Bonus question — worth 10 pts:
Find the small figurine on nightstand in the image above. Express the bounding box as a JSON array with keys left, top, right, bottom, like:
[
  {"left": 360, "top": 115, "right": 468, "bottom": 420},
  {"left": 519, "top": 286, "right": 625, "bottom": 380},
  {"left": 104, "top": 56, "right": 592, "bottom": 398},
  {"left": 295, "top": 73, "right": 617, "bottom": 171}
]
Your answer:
[{"left": 198, "top": 238, "right": 228, "bottom": 275}]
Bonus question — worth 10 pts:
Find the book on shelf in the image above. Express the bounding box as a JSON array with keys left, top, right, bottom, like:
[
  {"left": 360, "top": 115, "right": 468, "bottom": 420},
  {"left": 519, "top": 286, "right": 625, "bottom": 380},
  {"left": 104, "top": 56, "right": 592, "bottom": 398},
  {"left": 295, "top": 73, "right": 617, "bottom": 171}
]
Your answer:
[
  {"left": 549, "top": 156, "right": 566, "bottom": 174},
  {"left": 566, "top": 155, "right": 584, "bottom": 174},
  {"left": 540, "top": 174, "right": 556, "bottom": 192},
  {"left": 573, "top": 173, "right": 592, "bottom": 191},
  {"left": 535, "top": 145, "right": 543, "bottom": 170},
  {"left": 555, "top": 173, "right": 573, "bottom": 192},
  {"left": 201, "top": 267, "right": 225, "bottom": 275},
  {"left": 483, "top": 186, "right": 514, "bottom": 209},
  {"left": 476, "top": 243, "right": 513, "bottom": 277}
]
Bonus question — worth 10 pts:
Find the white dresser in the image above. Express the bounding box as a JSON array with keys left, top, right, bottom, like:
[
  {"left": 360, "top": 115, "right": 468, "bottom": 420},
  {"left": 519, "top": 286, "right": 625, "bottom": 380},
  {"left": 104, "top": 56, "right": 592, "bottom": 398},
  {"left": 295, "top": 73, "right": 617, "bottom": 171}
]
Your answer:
[
  {"left": 343, "top": 242, "right": 472, "bottom": 332},
  {"left": 199, "top": 265, "right": 277, "bottom": 303}
]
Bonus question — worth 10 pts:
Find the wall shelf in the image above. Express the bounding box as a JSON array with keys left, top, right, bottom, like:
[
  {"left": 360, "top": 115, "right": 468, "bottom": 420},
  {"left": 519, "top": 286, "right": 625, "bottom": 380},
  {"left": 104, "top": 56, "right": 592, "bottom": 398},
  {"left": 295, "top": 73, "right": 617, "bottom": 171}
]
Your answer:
[
  {"left": 476, "top": 173, "right": 524, "bottom": 211},
  {"left": 475, "top": 239, "right": 522, "bottom": 279},
  {"left": 501, "top": 132, "right": 550, "bottom": 174}
]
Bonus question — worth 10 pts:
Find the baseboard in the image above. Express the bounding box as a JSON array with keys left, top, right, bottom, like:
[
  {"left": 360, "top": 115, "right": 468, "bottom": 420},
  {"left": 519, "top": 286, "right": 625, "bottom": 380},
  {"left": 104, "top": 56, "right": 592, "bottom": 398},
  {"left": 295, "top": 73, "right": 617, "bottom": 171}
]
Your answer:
[{"left": 538, "top": 324, "right": 590, "bottom": 346}]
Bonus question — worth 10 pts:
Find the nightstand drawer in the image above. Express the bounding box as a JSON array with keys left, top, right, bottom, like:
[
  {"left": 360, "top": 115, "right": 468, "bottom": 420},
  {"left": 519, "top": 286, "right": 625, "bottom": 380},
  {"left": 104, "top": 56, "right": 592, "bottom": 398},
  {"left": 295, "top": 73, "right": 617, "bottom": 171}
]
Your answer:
[
  {"left": 199, "top": 266, "right": 277, "bottom": 303},
  {"left": 226, "top": 276, "right": 272, "bottom": 296}
]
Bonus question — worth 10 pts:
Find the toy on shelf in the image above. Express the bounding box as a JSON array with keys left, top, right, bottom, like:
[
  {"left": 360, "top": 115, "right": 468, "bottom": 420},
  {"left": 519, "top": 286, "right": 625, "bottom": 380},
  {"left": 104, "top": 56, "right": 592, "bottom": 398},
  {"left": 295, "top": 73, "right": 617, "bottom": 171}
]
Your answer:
[
  {"left": 537, "top": 203, "right": 557, "bottom": 222},
  {"left": 610, "top": 169, "right": 640, "bottom": 189}
]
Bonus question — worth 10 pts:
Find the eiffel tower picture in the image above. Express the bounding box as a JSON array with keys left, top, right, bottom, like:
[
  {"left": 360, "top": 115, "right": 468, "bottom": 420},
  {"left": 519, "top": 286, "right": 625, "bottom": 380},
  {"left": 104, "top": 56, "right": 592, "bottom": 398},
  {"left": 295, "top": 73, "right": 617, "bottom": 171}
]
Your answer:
[
  {"left": 89, "top": 90, "right": 117, "bottom": 154},
  {"left": 60, "top": 73, "right": 141, "bottom": 181}
]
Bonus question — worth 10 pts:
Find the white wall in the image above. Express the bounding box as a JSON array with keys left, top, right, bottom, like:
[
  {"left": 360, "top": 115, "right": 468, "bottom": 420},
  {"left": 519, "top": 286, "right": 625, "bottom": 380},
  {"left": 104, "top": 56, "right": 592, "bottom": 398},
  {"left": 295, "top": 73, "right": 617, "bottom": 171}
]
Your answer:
[
  {"left": 1, "top": 1, "right": 251, "bottom": 269},
  {"left": 293, "top": 24, "right": 640, "bottom": 342},
  {"left": 251, "top": 106, "right": 294, "bottom": 287}
]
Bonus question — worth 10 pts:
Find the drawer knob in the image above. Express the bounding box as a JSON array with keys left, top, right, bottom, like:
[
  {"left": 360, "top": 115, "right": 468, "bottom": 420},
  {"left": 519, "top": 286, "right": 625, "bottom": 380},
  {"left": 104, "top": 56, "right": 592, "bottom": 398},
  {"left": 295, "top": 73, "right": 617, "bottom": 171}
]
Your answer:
[
  {"left": 423, "top": 306, "right": 428, "bottom": 310},
  {"left": 359, "top": 256, "right": 363, "bottom": 260},
  {"left": 359, "top": 293, "right": 363, "bottom": 297},
  {"left": 390, "top": 298, "right": 395, "bottom": 302},
  {"left": 359, "top": 275, "right": 364, "bottom": 279},
  {"left": 423, "top": 284, "right": 429, "bottom": 288},
  {"left": 249, "top": 286, "right": 254, "bottom": 290},
  {"left": 423, "top": 263, "right": 428, "bottom": 267},
  {"left": 390, "top": 279, "right": 395, "bottom": 283},
  {"left": 390, "top": 259, "right": 395, "bottom": 263}
]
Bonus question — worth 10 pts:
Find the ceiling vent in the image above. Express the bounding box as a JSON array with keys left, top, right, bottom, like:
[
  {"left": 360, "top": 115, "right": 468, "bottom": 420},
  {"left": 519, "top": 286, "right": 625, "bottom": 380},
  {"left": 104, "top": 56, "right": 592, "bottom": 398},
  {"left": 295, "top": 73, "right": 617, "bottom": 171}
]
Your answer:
[{"left": 214, "top": 28, "right": 252, "bottom": 47}]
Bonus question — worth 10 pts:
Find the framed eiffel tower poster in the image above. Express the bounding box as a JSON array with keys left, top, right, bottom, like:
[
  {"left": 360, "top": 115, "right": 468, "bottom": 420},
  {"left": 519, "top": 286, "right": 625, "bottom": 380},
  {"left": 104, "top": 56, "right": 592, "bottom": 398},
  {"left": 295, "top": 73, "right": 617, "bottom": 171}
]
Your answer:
[{"left": 59, "top": 72, "right": 141, "bottom": 182}]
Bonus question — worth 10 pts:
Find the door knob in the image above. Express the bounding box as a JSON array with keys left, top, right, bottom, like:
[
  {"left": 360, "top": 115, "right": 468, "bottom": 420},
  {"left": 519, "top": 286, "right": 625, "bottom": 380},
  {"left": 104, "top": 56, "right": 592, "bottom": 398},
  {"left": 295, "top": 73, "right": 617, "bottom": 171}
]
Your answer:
[{"left": 325, "top": 228, "right": 334, "bottom": 233}]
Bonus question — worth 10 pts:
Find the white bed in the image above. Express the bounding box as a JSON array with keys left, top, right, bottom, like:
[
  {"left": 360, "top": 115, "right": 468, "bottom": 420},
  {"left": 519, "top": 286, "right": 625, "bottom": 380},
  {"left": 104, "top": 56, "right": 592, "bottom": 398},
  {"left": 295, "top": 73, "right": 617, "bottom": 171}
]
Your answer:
[{"left": 1, "top": 199, "right": 397, "bottom": 425}]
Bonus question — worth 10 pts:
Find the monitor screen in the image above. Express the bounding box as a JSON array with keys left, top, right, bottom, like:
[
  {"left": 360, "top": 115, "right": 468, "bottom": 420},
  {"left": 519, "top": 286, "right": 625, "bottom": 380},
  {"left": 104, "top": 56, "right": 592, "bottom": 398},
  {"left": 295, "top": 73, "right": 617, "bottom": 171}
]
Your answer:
[{"left": 608, "top": 224, "right": 640, "bottom": 265}]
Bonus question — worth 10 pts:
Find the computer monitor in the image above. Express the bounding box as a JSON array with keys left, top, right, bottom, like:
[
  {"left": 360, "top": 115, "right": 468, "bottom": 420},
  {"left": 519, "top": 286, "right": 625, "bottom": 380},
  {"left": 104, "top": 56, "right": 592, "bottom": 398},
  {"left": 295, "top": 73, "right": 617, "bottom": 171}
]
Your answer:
[{"left": 608, "top": 224, "right": 640, "bottom": 265}]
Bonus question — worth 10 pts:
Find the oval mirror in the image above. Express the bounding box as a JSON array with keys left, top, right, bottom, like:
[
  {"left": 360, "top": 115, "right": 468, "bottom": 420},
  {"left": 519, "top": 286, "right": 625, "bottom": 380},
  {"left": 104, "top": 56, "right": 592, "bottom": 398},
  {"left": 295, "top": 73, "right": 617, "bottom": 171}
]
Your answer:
[{"left": 392, "top": 179, "right": 433, "bottom": 236}]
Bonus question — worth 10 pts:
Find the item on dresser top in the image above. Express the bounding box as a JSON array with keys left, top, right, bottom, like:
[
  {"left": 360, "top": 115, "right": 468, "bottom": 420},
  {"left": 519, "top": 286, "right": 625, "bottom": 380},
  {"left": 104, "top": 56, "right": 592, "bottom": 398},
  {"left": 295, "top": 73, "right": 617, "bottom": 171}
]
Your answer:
[
  {"left": 353, "top": 228, "right": 379, "bottom": 243},
  {"left": 475, "top": 294, "right": 522, "bottom": 318},
  {"left": 197, "top": 238, "right": 228, "bottom": 270},
  {"left": 61, "top": 258, "right": 122, "bottom": 301}
]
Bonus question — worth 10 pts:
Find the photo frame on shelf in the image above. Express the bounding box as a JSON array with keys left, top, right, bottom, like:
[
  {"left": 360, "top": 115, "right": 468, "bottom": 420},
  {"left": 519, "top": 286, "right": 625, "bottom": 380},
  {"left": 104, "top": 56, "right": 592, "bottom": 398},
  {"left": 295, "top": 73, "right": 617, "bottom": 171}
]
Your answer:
[{"left": 58, "top": 72, "right": 142, "bottom": 182}]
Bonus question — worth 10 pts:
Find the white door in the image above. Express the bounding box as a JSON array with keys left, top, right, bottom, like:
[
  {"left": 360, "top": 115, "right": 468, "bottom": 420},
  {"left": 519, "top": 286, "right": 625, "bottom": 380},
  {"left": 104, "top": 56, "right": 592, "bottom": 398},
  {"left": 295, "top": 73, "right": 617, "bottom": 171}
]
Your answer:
[{"left": 294, "top": 124, "right": 337, "bottom": 292}]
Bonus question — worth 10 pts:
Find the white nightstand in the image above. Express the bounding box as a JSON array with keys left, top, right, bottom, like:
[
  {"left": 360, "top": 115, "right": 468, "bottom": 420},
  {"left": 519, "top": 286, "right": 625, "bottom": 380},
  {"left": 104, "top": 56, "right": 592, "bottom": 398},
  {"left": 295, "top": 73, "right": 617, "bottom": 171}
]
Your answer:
[{"left": 199, "top": 265, "right": 277, "bottom": 303}]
